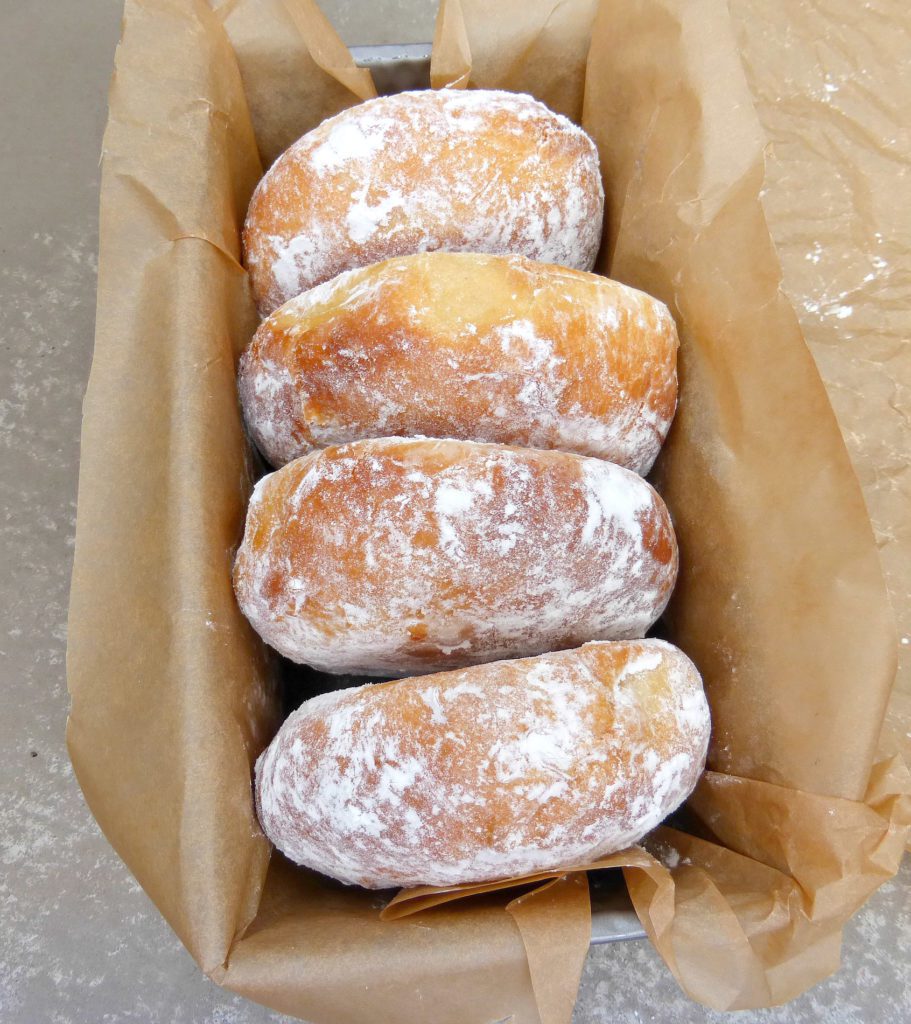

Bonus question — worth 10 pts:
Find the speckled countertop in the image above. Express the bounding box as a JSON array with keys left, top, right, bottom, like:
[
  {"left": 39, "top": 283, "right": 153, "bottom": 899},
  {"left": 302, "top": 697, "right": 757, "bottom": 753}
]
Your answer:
[{"left": 2, "top": 2, "right": 908, "bottom": 1022}]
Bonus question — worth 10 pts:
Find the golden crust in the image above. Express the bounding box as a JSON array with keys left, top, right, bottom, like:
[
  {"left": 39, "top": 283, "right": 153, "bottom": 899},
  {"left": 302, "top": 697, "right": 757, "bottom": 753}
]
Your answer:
[
  {"left": 233, "top": 438, "right": 678, "bottom": 676},
  {"left": 255, "top": 640, "right": 710, "bottom": 888},
  {"left": 239, "top": 253, "right": 678, "bottom": 474},
  {"left": 242, "top": 90, "right": 604, "bottom": 315}
]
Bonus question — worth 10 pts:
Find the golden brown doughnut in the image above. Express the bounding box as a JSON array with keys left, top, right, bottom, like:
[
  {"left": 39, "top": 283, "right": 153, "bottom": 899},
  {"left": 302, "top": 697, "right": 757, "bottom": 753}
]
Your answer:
[
  {"left": 254, "top": 640, "right": 710, "bottom": 888},
  {"left": 242, "top": 89, "right": 604, "bottom": 315},
  {"left": 233, "top": 438, "right": 678, "bottom": 676},
  {"left": 238, "top": 252, "right": 678, "bottom": 474}
]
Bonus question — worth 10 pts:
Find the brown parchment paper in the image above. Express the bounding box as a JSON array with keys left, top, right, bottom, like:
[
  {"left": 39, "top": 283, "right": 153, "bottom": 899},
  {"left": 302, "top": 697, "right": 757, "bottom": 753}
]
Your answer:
[
  {"left": 213, "top": 0, "right": 375, "bottom": 167},
  {"left": 429, "top": 0, "right": 597, "bottom": 118},
  {"left": 587, "top": 0, "right": 897, "bottom": 801},
  {"left": 382, "top": 848, "right": 673, "bottom": 1024},
  {"left": 727, "top": 0, "right": 911, "bottom": 784},
  {"left": 67, "top": 0, "right": 910, "bottom": 1021},
  {"left": 66, "top": 0, "right": 275, "bottom": 974}
]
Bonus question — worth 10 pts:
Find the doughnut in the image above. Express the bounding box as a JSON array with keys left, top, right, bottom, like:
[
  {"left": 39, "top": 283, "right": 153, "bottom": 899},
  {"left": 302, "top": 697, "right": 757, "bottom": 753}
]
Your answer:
[
  {"left": 238, "top": 252, "right": 678, "bottom": 474},
  {"left": 254, "top": 639, "right": 710, "bottom": 888},
  {"left": 232, "top": 438, "right": 678, "bottom": 676},
  {"left": 242, "top": 89, "right": 604, "bottom": 315}
]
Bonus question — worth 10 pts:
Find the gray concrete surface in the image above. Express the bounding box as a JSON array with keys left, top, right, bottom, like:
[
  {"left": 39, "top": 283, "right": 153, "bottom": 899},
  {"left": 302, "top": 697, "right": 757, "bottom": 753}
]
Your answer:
[{"left": 1, "top": 1, "right": 908, "bottom": 1022}]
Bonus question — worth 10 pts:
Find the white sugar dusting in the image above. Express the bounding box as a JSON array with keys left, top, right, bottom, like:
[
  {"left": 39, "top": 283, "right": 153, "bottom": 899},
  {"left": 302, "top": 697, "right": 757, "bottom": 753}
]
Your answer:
[
  {"left": 617, "top": 650, "right": 663, "bottom": 678},
  {"left": 581, "top": 460, "right": 653, "bottom": 545},
  {"left": 346, "top": 186, "right": 408, "bottom": 245},
  {"left": 435, "top": 482, "right": 475, "bottom": 516},
  {"left": 309, "top": 120, "right": 387, "bottom": 171},
  {"left": 254, "top": 640, "right": 711, "bottom": 888}
]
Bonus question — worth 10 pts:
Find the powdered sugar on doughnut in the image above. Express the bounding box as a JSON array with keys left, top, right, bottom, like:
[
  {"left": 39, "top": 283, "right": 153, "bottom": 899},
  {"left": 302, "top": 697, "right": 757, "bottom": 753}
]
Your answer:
[
  {"left": 242, "top": 90, "right": 604, "bottom": 315},
  {"left": 238, "top": 253, "right": 677, "bottom": 473},
  {"left": 232, "top": 438, "right": 678, "bottom": 677},
  {"left": 254, "top": 640, "right": 710, "bottom": 888}
]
